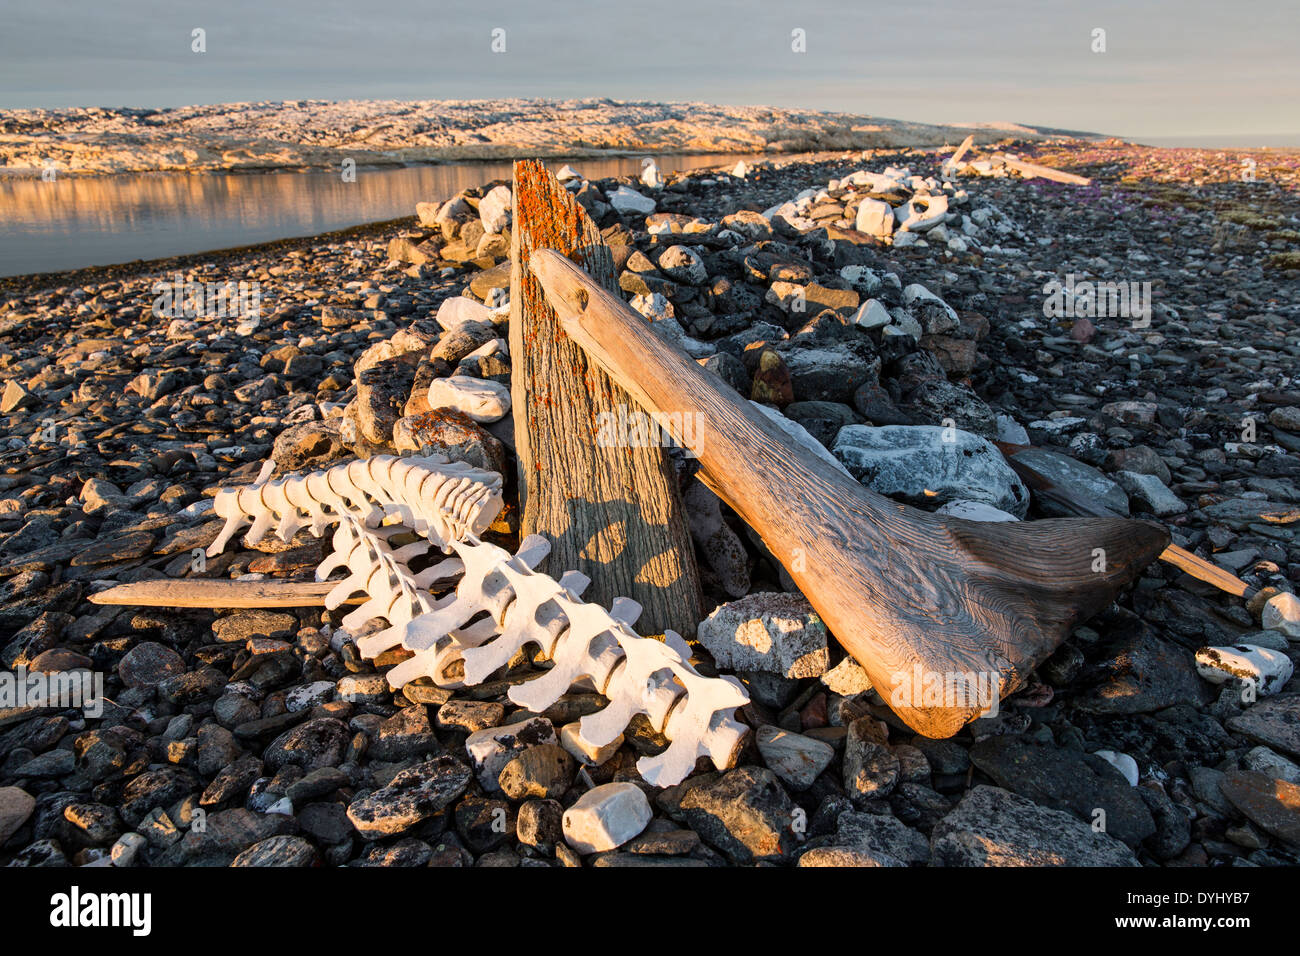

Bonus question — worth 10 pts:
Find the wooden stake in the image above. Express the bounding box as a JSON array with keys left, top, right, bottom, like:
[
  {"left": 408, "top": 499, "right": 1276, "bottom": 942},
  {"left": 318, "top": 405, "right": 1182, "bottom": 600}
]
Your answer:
[{"left": 509, "top": 160, "right": 702, "bottom": 637}]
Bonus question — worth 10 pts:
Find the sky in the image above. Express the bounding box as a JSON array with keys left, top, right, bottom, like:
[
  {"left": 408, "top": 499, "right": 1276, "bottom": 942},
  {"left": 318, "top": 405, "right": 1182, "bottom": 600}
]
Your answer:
[{"left": 1, "top": 0, "right": 1296, "bottom": 146}]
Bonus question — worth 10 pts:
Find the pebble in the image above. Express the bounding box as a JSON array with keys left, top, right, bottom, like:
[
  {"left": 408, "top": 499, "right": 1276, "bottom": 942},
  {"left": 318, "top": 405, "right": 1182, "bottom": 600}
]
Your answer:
[{"left": 561, "top": 782, "right": 651, "bottom": 854}]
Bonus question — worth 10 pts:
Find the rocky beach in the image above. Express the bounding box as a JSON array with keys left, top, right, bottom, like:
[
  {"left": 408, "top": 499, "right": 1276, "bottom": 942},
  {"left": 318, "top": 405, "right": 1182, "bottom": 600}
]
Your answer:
[{"left": 2, "top": 136, "right": 1299, "bottom": 870}]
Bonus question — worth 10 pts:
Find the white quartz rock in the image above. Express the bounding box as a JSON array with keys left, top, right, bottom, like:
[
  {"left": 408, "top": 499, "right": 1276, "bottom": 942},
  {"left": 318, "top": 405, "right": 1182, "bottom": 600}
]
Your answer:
[
  {"left": 556, "top": 164, "right": 582, "bottom": 181},
  {"left": 854, "top": 197, "right": 895, "bottom": 237},
  {"left": 1092, "top": 750, "right": 1139, "bottom": 786},
  {"left": 609, "top": 185, "right": 657, "bottom": 215},
  {"left": 422, "top": 375, "right": 511, "bottom": 423},
  {"left": 478, "top": 184, "right": 512, "bottom": 234},
  {"left": 1261, "top": 591, "right": 1300, "bottom": 640},
  {"left": 1194, "top": 644, "right": 1294, "bottom": 695},
  {"left": 641, "top": 159, "right": 664, "bottom": 189},
  {"left": 435, "top": 296, "right": 494, "bottom": 333},
  {"left": 852, "top": 298, "right": 892, "bottom": 330},
  {"left": 732, "top": 160, "right": 750, "bottom": 178},
  {"left": 562, "top": 782, "right": 652, "bottom": 853}
]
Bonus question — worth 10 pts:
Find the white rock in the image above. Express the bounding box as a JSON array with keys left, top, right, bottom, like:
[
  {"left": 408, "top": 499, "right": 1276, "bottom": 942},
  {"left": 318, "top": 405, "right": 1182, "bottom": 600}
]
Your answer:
[
  {"left": 435, "top": 296, "right": 494, "bottom": 333},
  {"left": 897, "top": 193, "right": 949, "bottom": 232},
  {"left": 756, "top": 726, "right": 835, "bottom": 791},
  {"left": 1092, "top": 750, "right": 1139, "bottom": 786},
  {"left": 555, "top": 164, "right": 582, "bottom": 182},
  {"left": 265, "top": 796, "right": 294, "bottom": 815},
  {"left": 415, "top": 201, "right": 441, "bottom": 227},
  {"left": 732, "top": 160, "right": 750, "bottom": 178},
  {"left": 854, "top": 197, "right": 895, "bottom": 237},
  {"left": 935, "top": 499, "right": 1020, "bottom": 522},
  {"left": 1243, "top": 746, "right": 1300, "bottom": 784},
  {"left": 892, "top": 231, "right": 920, "bottom": 249},
  {"left": 640, "top": 159, "right": 664, "bottom": 189},
  {"left": 562, "top": 782, "right": 652, "bottom": 853},
  {"left": 421, "top": 376, "right": 511, "bottom": 423},
  {"left": 560, "top": 721, "right": 622, "bottom": 767},
  {"left": 995, "top": 414, "right": 1031, "bottom": 445},
  {"left": 609, "top": 185, "right": 656, "bottom": 215},
  {"left": 285, "top": 680, "right": 336, "bottom": 712},
  {"left": 902, "top": 283, "right": 959, "bottom": 328},
  {"left": 1261, "top": 592, "right": 1300, "bottom": 640},
  {"left": 630, "top": 292, "right": 675, "bottom": 321},
  {"left": 478, "top": 184, "right": 511, "bottom": 234},
  {"left": 1194, "top": 644, "right": 1294, "bottom": 695},
  {"left": 853, "top": 298, "right": 892, "bottom": 330},
  {"left": 657, "top": 245, "right": 707, "bottom": 286}
]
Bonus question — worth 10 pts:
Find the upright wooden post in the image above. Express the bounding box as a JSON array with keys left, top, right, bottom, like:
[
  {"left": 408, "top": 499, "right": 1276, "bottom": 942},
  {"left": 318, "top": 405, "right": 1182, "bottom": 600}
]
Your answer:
[{"left": 509, "top": 159, "right": 703, "bottom": 637}]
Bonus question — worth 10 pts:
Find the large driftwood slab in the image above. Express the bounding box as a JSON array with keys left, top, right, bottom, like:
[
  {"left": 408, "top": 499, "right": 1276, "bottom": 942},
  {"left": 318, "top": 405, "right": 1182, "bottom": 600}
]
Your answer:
[
  {"left": 529, "top": 248, "right": 1169, "bottom": 738},
  {"left": 509, "top": 160, "right": 702, "bottom": 637}
]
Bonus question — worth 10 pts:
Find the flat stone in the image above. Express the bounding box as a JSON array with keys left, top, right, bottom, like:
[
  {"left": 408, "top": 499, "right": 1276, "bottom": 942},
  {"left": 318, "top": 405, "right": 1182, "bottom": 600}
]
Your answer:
[
  {"left": 497, "top": 743, "right": 576, "bottom": 800},
  {"left": 1218, "top": 771, "right": 1300, "bottom": 847},
  {"left": 1228, "top": 695, "right": 1300, "bottom": 758},
  {"left": 231, "top": 834, "right": 319, "bottom": 867},
  {"left": 755, "top": 725, "right": 835, "bottom": 791},
  {"left": 931, "top": 785, "right": 1140, "bottom": 866},
  {"left": 1009, "top": 447, "right": 1129, "bottom": 516},
  {"left": 346, "top": 755, "right": 472, "bottom": 838},
  {"left": 117, "top": 640, "right": 186, "bottom": 688}
]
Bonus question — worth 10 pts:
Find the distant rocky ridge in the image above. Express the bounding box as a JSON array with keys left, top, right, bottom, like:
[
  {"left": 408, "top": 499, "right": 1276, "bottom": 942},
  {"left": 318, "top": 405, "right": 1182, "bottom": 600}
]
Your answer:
[{"left": 0, "top": 98, "right": 1099, "bottom": 177}]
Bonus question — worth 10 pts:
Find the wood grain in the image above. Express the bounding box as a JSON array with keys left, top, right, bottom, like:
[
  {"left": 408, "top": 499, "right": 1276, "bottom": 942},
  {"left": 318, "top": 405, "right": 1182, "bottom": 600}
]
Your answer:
[
  {"left": 529, "top": 248, "right": 1170, "bottom": 738},
  {"left": 509, "top": 160, "right": 702, "bottom": 637},
  {"left": 89, "top": 579, "right": 340, "bottom": 608}
]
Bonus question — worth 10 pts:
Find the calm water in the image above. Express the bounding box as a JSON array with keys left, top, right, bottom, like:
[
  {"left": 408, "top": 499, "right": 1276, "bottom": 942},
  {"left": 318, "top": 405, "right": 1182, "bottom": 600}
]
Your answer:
[{"left": 0, "top": 153, "right": 772, "bottom": 279}]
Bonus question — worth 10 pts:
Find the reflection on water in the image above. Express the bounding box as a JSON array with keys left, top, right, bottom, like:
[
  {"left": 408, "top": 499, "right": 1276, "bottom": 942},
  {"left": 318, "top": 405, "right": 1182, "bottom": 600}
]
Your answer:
[{"left": 0, "top": 154, "right": 772, "bottom": 279}]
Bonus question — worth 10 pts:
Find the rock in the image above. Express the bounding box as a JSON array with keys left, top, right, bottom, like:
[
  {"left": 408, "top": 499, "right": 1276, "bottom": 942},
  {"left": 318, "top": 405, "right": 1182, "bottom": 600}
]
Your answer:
[
  {"left": 901, "top": 283, "right": 959, "bottom": 334},
  {"left": 465, "top": 717, "right": 557, "bottom": 792},
  {"left": 478, "top": 184, "right": 511, "bottom": 233},
  {"left": 798, "top": 846, "right": 903, "bottom": 866},
  {"left": 853, "top": 298, "right": 892, "bottom": 330},
  {"left": 212, "top": 610, "right": 297, "bottom": 644},
  {"left": 755, "top": 725, "right": 834, "bottom": 791},
  {"left": 1136, "top": 785, "right": 1191, "bottom": 860},
  {"left": 854, "top": 198, "right": 894, "bottom": 237},
  {"left": 562, "top": 782, "right": 652, "bottom": 854},
  {"left": 835, "top": 810, "right": 932, "bottom": 864},
  {"left": 497, "top": 743, "right": 575, "bottom": 800},
  {"left": 1261, "top": 592, "right": 1300, "bottom": 640},
  {"left": 1115, "top": 471, "right": 1186, "bottom": 516},
  {"left": 0, "top": 786, "right": 36, "bottom": 844},
  {"left": 696, "top": 593, "right": 829, "bottom": 678},
  {"left": 833, "top": 424, "right": 1029, "bottom": 516},
  {"left": 1, "top": 379, "right": 37, "bottom": 413},
  {"left": 682, "top": 482, "right": 750, "bottom": 599},
  {"left": 232, "top": 834, "right": 319, "bottom": 867},
  {"left": 821, "top": 657, "right": 873, "bottom": 696},
  {"left": 436, "top": 699, "right": 505, "bottom": 734},
  {"left": 1008, "top": 447, "right": 1129, "bottom": 517},
  {"left": 969, "top": 736, "right": 1156, "bottom": 845},
  {"left": 392, "top": 409, "right": 506, "bottom": 473},
  {"left": 559, "top": 720, "right": 622, "bottom": 767},
  {"left": 934, "top": 499, "right": 1020, "bottom": 522},
  {"left": 1195, "top": 644, "right": 1294, "bottom": 696},
  {"left": 1218, "top": 771, "right": 1300, "bottom": 847},
  {"left": 657, "top": 245, "right": 707, "bottom": 286},
  {"left": 678, "top": 766, "right": 799, "bottom": 864},
  {"left": 897, "top": 194, "right": 949, "bottom": 232},
  {"left": 346, "top": 755, "right": 472, "bottom": 838},
  {"left": 409, "top": 375, "right": 510, "bottom": 423},
  {"left": 609, "top": 186, "right": 656, "bottom": 216},
  {"left": 1092, "top": 750, "right": 1140, "bottom": 786},
  {"left": 844, "top": 716, "right": 899, "bottom": 802},
  {"left": 1075, "top": 625, "right": 1208, "bottom": 715},
  {"left": 263, "top": 718, "right": 350, "bottom": 772},
  {"left": 271, "top": 419, "right": 350, "bottom": 472},
  {"left": 931, "top": 786, "right": 1140, "bottom": 866},
  {"left": 1244, "top": 746, "right": 1300, "bottom": 784},
  {"left": 436, "top": 296, "right": 494, "bottom": 333},
  {"left": 117, "top": 641, "right": 185, "bottom": 688},
  {"left": 517, "top": 798, "right": 565, "bottom": 852},
  {"left": 1227, "top": 695, "right": 1300, "bottom": 758}
]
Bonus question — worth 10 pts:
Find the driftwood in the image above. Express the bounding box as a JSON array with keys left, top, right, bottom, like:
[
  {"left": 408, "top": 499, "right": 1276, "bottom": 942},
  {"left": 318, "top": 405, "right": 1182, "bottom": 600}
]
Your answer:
[
  {"left": 509, "top": 159, "right": 702, "bottom": 637},
  {"left": 529, "top": 248, "right": 1169, "bottom": 738},
  {"left": 992, "top": 153, "right": 1092, "bottom": 186},
  {"left": 89, "top": 579, "right": 341, "bottom": 608}
]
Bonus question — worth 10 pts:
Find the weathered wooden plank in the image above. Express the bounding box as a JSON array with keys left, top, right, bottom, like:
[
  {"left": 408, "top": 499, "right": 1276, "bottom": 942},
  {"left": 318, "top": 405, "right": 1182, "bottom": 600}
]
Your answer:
[
  {"left": 509, "top": 159, "right": 702, "bottom": 637},
  {"left": 89, "top": 579, "right": 340, "bottom": 608},
  {"left": 994, "top": 153, "right": 1092, "bottom": 186}
]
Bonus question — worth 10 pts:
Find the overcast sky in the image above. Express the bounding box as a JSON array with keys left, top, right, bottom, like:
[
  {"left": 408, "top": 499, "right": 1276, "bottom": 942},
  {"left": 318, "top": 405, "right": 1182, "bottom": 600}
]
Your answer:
[{"left": 1, "top": 0, "right": 1295, "bottom": 145}]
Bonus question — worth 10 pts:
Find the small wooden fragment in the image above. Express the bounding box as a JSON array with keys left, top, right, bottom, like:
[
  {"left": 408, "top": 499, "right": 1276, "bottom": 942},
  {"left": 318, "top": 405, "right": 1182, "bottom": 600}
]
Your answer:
[
  {"left": 945, "top": 134, "right": 976, "bottom": 169},
  {"left": 89, "top": 579, "right": 340, "bottom": 608},
  {"left": 509, "top": 159, "right": 702, "bottom": 637}
]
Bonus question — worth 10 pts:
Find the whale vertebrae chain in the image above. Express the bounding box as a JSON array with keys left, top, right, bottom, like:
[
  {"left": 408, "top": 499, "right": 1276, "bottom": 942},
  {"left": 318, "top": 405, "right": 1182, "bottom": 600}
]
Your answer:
[{"left": 208, "top": 454, "right": 749, "bottom": 787}]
